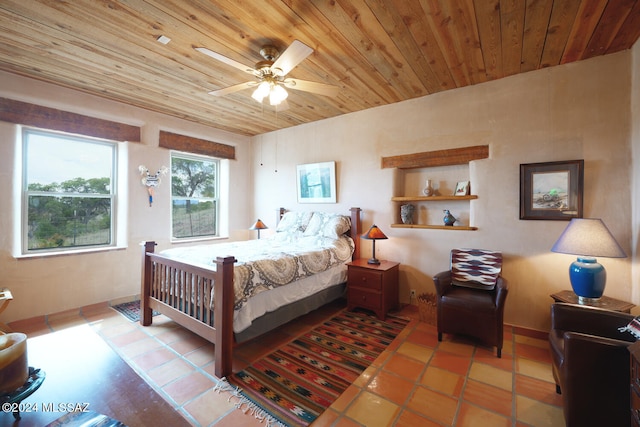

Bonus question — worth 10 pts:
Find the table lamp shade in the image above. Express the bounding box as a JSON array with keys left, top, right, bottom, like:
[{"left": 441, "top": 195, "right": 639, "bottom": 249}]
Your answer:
[
  {"left": 249, "top": 219, "right": 268, "bottom": 239},
  {"left": 551, "top": 218, "right": 626, "bottom": 302},
  {"left": 361, "top": 224, "right": 388, "bottom": 264}
]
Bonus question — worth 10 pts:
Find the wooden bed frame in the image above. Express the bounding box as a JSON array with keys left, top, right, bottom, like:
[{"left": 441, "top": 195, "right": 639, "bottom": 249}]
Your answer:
[{"left": 140, "top": 207, "right": 362, "bottom": 378}]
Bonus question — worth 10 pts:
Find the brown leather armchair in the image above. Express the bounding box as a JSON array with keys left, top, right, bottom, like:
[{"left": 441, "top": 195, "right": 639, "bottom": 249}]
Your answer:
[
  {"left": 549, "top": 302, "right": 635, "bottom": 427},
  {"left": 433, "top": 249, "right": 507, "bottom": 357}
]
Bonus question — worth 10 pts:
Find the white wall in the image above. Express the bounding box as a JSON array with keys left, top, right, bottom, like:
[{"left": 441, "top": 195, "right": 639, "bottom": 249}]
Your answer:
[
  {"left": 252, "top": 50, "right": 636, "bottom": 332},
  {"left": 0, "top": 71, "right": 252, "bottom": 321},
  {"left": 632, "top": 40, "right": 640, "bottom": 304}
]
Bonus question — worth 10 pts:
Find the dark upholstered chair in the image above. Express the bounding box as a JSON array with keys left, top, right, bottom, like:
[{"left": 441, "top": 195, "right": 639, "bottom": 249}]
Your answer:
[
  {"left": 433, "top": 249, "right": 507, "bottom": 357},
  {"left": 549, "top": 302, "right": 635, "bottom": 427}
]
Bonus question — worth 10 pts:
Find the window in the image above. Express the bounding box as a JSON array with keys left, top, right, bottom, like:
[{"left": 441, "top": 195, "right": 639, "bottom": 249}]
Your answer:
[
  {"left": 23, "top": 129, "right": 116, "bottom": 253},
  {"left": 171, "top": 152, "right": 219, "bottom": 239}
]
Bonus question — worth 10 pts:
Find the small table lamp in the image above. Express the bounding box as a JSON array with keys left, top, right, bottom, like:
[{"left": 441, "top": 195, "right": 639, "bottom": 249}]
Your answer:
[
  {"left": 249, "top": 219, "right": 268, "bottom": 239},
  {"left": 551, "top": 218, "right": 626, "bottom": 303},
  {"left": 361, "top": 224, "right": 388, "bottom": 265}
]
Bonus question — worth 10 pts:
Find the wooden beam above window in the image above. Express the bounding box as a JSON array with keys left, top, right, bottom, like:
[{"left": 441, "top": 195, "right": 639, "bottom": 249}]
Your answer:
[
  {"left": 0, "top": 97, "right": 140, "bottom": 142},
  {"left": 159, "top": 131, "right": 235, "bottom": 160}
]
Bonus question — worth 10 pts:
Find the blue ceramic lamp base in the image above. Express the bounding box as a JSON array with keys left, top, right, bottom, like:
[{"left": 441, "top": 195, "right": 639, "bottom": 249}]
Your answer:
[{"left": 569, "top": 257, "right": 606, "bottom": 304}]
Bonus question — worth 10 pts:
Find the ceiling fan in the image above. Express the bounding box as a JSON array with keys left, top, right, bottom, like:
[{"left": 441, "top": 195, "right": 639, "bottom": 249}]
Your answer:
[{"left": 195, "top": 40, "right": 339, "bottom": 108}]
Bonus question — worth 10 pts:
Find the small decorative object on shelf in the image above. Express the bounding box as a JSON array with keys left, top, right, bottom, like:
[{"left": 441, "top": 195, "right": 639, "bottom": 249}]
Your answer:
[
  {"left": 443, "top": 210, "right": 457, "bottom": 226},
  {"left": 400, "top": 204, "right": 415, "bottom": 224},
  {"left": 422, "top": 179, "right": 435, "bottom": 196}
]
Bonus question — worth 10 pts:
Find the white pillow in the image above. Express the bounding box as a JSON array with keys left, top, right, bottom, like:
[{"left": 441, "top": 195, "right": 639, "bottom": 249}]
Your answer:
[
  {"left": 276, "top": 211, "right": 313, "bottom": 233},
  {"left": 303, "top": 212, "right": 351, "bottom": 239}
]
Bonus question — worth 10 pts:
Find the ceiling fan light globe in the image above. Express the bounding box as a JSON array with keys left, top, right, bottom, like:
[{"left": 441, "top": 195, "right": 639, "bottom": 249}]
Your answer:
[
  {"left": 269, "top": 85, "right": 288, "bottom": 105},
  {"left": 251, "top": 81, "right": 271, "bottom": 103}
]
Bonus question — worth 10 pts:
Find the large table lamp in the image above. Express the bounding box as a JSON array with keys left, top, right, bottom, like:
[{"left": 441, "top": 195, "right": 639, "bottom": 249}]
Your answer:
[
  {"left": 551, "top": 218, "right": 626, "bottom": 303},
  {"left": 361, "top": 224, "right": 388, "bottom": 265},
  {"left": 249, "top": 219, "right": 268, "bottom": 239}
]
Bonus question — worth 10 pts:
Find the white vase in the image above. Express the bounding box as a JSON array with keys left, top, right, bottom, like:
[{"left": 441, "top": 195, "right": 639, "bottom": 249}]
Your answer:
[{"left": 422, "top": 179, "right": 434, "bottom": 196}]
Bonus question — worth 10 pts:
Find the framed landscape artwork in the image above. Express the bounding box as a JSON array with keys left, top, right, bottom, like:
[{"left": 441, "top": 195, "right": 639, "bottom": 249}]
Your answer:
[
  {"left": 520, "top": 159, "right": 584, "bottom": 220},
  {"left": 296, "top": 161, "right": 337, "bottom": 203}
]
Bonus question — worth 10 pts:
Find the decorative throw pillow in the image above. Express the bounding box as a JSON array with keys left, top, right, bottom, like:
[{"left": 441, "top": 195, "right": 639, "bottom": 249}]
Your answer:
[
  {"left": 450, "top": 248, "right": 502, "bottom": 290},
  {"left": 619, "top": 317, "right": 640, "bottom": 340}
]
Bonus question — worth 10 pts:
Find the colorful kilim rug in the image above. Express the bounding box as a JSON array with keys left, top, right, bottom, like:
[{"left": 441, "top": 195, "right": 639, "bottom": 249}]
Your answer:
[
  {"left": 112, "top": 300, "right": 159, "bottom": 322},
  {"left": 219, "top": 310, "right": 409, "bottom": 427}
]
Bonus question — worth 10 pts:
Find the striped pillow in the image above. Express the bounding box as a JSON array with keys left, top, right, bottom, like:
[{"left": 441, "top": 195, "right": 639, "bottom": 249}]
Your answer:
[{"left": 450, "top": 249, "right": 502, "bottom": 290}]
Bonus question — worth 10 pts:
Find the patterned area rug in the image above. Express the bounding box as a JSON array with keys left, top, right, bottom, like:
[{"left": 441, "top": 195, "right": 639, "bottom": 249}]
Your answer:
[
  {"left": 220, "top": 310, "right": 409, "bottom": 427},
  {"left": 112, "top": 300, "right": 159, "bottom": 322}
]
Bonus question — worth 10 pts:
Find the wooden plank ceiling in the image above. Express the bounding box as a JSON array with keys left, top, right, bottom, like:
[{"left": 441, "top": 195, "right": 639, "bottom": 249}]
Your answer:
[{"left": 0, "top": 0, "right": 638, "bottom": 137}]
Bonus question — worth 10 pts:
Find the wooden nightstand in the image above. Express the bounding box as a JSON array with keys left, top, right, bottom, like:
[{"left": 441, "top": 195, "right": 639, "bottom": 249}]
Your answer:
[
  {"left": 551, "top": 290, "right": 635, "bottom": 313},
  {"left": 346, "top": 259, "right": 399, "bottom": 320}
]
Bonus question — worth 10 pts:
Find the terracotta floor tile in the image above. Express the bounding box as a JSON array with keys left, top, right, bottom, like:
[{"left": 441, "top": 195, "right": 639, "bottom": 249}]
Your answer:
[
  {"left": 366, "top": 370, "right": 415, "bottom": 405},
  {"left": 468, "top": 362, "right": 513, "bottom": 391},
  {"left": 207, "top": 404, "right": 264, "bottom": 427},
  {"left": 437, "top": 338, "right": 476, "bottom": 357},
  {"left": 457, "top": 402, "right": 511, "bottom": 427},
  {"left": 516, "top": 357, "right": 555, "bottom": 383},
  {"left": 132, "top": 347, "right": 179, "bottom": 371},
  {"left": 147, "top": 357, "right": 195, "bottom": 387},
  {"left": 168, "top": 333, "right": 209, "bottom": 355},
  {"left": 384, "top": 353, "right": 426, "bottom": 381},
  {"left": 515, "top": 374, "right": 563, "bottom": 407},
  {"left": 330, "top": 384, "right": 360, "bottom": 412},
  {"left": 108, "top": 327, "right": 150, "bottom": 347},
  {"left": 345, "top": 391, "right": 399, "bottom": 427},
  {"left": 430, "top": 351, "right": 472, "bottom": 376},
  {"left": 406, "top": 385, "right": 458, "bottom": 425},
  {"left": 333, "top": 415, "right": 366, "bottom": 427},
  {"left": 162, "top": 371, "right": 216, "bottom": 405},
  {"left": 182, "top": 388, "right": 237, "bottom": 426},
  {"left": 406, "top": 328, "right": 439, "bottom": 348},
  {"left": 421, "top": 366, "right": 464, "bottom": 397},
  {"left": 473, "top": 346, "right": 514, "bottom": 371},
  {"left": 118, "top": 335, "right": 164, "bottom": 359},
  {"left": 184, "top": 344, "right": 215, "bottom": 367},
  {"left": 516, "top": 395, "right": 565, "bottom": 426},
  {"left": 515, "top": 341, "right": 553, "bottom": 364},
  {"left": 394, "top": 409, "right": 442, "bottom": 427},
  {"left": 396, "top": 341, "right": 433, "bottom": 363},
  {"left": 312, "top": 408, "right": 340, "bottom": 427},
  {"left": 463, "top": 379, "right": 513, "bottom": 417}
]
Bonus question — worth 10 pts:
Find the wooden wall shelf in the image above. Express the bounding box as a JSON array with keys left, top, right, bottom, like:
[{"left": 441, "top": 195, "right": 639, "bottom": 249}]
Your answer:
[
  {"left": 381, "top": 145, "right": 488, "bottom": 169},
  {"left": 392, "top": 195, "right": 478, "bottom": 202},
  {"left": 390, "top": 224, "right": 478, "bottom": 231}
]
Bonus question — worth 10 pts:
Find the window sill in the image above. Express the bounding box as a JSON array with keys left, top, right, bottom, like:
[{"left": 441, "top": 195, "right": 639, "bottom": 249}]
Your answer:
[{"left": 15, "top": 245, "right": 128, "bottom": 260}]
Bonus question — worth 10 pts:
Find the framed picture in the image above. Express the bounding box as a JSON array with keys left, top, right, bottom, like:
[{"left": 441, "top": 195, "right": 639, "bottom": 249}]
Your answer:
[
  {"left": 454, "top": 181, "right": 470, "bottom": 196},
  {"left": 296, "top": 161, "right": 337, "bottom": 203},
  {"left": 520, "top": 159, "right": 584, "bottom": 220}
]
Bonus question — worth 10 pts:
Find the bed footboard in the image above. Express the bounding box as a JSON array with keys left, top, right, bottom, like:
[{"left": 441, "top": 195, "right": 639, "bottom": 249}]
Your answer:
[{"left": 140, "top": 241, "right": 236, "bottom": 378}]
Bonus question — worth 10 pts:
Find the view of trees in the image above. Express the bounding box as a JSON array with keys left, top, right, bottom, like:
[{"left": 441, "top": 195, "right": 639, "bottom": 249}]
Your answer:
[
  {"left": 171, "top": 156, "right": 218, "bottom": 238},
  {"left": 27, "top": 177, "right": 112, "bottom": 249}
]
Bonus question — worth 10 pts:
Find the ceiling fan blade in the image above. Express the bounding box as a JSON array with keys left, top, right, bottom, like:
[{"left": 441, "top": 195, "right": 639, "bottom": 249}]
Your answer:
[
  {"left": 207, "top": 81, "right": 256, "bottom": 96},
  {"left": 283, "top": 78, "right": 339, "bottom": 97},
  {"left": 195, "top": 47, "right": 256, "bottom": 75},
  {"left": 270, "top": 40, "right": 313, "bottom": 76}
]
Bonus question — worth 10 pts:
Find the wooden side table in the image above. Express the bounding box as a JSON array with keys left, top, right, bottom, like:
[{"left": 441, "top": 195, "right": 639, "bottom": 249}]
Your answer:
[
  {"left": 346, "top": 259, "right": 399, "bottom": 320},
  {"left": 551, "top": 290, "right": 635, "bottom": 313}
]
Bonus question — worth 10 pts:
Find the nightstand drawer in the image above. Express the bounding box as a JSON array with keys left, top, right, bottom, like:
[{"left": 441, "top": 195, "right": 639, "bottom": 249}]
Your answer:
[
  {"left": 348, "top": 288, "right": 382, "bottom": 310},
  {"left": 347, "top": 269, "right": 383, "bottom": 290}
]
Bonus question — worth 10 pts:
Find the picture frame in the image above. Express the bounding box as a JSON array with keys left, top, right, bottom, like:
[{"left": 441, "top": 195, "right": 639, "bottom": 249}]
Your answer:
[
  {"left": 296, "top": 161, "right": 337, "bottom": 203},
  {"left": 454, "top": 181, "right": 470, "bottom": 196},
  {"left": 520, "top": 159, "right": 584, "bottom": 220}
]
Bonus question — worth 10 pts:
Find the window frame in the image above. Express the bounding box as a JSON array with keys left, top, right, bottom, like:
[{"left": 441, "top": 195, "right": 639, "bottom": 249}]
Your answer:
[
  {"left": 170, "top": 151, "right": 220, "bottom": 241},
  {"left": 21, "top": 128, "right": 118, "bottom": 255}
]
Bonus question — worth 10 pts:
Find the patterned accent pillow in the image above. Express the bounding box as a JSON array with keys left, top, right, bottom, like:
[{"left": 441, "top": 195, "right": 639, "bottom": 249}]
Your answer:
[
  {"left": 450, "top": 248, "right": 502, "bottom": 290},
  {"left": 276, "top": 211, "right": 313, "bottom": 234},
  {"left": 303, "top": 212, "right": 351, "bottom": 239}
]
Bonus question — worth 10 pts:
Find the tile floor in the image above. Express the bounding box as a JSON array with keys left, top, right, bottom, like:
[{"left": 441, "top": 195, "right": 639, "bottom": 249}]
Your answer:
[{"left": 8, "top": 299, "right": 565, "bottom": 426}]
